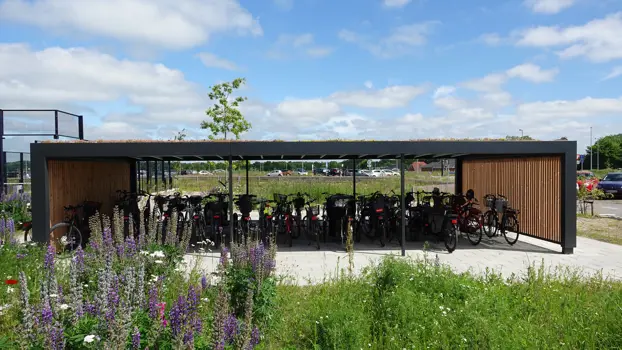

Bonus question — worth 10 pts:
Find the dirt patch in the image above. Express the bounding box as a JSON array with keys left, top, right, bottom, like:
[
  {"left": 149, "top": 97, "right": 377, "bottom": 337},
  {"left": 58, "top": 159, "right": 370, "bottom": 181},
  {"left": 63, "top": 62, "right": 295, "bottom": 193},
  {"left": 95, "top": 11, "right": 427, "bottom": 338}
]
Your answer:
[{"left": 577, "top": 216, "right": 622, "bottom": 245}]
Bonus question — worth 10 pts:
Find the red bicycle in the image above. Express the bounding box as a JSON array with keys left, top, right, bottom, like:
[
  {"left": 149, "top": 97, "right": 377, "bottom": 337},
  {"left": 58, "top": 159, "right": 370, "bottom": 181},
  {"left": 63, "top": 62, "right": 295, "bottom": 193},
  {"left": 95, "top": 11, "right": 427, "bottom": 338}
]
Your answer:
[{"left": 453, "top": 195, "right": 483, "bottom": 245}]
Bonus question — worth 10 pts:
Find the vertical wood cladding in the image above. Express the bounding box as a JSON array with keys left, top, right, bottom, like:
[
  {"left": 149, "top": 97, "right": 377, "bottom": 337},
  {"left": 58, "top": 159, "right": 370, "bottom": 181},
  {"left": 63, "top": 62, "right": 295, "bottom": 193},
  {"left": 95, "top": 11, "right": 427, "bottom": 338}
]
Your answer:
[
  {"left": 461, "top": 157, "right": 562, "bottom": 243},
  {"left": 48, "top": 160, "right": 130, "bottom": 228}
]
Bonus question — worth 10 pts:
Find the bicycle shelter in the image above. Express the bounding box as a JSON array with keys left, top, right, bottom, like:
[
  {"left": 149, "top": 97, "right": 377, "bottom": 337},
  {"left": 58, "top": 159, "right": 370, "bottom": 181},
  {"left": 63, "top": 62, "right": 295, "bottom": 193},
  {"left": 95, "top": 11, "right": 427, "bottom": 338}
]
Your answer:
[{"left": 30, "top": 140, "right": 578, "bottom": 254}]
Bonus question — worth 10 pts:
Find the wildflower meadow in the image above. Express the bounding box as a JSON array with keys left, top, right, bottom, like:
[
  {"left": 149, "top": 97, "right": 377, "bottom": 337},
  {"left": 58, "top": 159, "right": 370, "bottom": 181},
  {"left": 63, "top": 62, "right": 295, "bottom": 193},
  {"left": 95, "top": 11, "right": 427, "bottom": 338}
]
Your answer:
[{"left": 0, "top": 206, "right": 621, "bottom": 349}]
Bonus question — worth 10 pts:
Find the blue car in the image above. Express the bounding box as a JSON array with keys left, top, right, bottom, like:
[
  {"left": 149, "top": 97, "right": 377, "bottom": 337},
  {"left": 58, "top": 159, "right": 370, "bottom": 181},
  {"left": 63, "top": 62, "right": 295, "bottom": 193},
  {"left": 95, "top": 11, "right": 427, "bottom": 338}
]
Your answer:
[{"left": 597, "top": 172, "right": 622, "bottom": 198}]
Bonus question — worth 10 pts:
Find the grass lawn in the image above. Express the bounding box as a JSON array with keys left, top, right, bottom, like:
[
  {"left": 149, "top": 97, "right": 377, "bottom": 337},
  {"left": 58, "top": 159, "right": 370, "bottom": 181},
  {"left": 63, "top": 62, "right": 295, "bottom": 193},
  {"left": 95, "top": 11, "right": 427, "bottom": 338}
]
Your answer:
[
  {"left": 264, "top": 257, "right": 622, "bottom": 349},
  {"left": 577, "top": 216, "right": 622, "bottom": 245}
]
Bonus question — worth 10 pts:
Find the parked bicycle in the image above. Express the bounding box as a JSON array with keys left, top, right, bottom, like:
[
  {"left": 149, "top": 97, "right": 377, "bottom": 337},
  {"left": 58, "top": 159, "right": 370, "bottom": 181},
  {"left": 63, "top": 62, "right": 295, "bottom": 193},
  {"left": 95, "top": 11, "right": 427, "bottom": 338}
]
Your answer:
[
  {"left": 49, "top": 201, "right": 101, "bottom": 252},
  {"left": 482, "top": 194, "right": 520, "bottom": 245}
]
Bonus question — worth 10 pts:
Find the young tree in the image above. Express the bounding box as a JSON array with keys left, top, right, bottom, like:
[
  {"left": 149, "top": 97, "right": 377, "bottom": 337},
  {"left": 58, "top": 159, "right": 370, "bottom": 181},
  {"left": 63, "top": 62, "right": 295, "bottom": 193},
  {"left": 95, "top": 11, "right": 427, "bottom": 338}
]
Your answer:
[{"left": 201, "top": 78, "right": 251, "bottom": 140}]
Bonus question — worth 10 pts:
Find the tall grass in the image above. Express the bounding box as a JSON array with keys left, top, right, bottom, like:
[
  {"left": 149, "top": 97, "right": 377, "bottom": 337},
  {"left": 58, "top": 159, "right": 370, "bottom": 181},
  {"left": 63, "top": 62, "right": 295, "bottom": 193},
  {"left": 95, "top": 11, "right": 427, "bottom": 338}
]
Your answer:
[{"left": 265, "top": 256, "right": 622, "bottom": 349}]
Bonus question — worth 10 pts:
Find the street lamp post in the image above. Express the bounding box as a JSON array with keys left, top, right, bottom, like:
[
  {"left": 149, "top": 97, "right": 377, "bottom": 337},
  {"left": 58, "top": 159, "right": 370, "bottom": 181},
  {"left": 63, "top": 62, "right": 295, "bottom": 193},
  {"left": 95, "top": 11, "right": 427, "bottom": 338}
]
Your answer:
[
  {"left": 590, "top": 127, "right": 593, "bottom": 171},
  {"left": 519, "top": 129, "right": 524, "bottom": 138}
]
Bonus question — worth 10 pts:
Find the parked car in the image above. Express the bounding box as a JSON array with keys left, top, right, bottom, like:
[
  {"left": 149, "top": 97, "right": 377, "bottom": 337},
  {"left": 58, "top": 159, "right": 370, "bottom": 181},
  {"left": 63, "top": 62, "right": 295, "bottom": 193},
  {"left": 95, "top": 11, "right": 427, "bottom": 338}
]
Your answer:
[
  {"left": 369, "top": 170, "right": 384, "bottom": 177},
  {"left": 313, "top": 168, "right": 329, "bottom": 176},
  {"left": 199, "top": 170, "right": 211, "bottom": 175},
  {"left": 266, "top": 170, "right": 283, "bottom": 177},
  {"left": 329, "top": 168, "right": 341, "bottom": 176},
  {"left": 577, "top": 171, "right": 599, "bottom": 191},
  {"left": 297, "top": 168, "right": 308, "bottom": 175},
  {"left": 355, "top": 170, "right": 370, "bottom": 176},
  {"left": 384, "top": 169, "right": 399, "bottom": 176},
  {"left": 597, "top": 172, "right": 622, "bottom": 198}
]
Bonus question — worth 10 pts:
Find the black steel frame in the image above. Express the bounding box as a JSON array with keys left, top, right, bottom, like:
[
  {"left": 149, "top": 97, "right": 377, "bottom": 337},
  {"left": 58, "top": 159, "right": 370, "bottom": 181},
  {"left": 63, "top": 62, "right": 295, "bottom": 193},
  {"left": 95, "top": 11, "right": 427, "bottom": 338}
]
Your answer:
[
  {"left": 30, "top": 140, "right": 577, "bottom": 254},
  {"left": 0, "top": 109, "right": 84, "bottom": 194}
]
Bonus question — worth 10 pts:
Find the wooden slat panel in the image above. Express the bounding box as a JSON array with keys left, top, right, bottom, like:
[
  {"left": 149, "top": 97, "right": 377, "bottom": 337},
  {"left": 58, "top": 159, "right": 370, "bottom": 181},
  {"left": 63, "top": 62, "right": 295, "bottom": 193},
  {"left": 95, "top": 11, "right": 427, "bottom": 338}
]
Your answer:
[
  {"left": 48, "top": 160, "right": 131, "bottom": 229},
  {"left": 462, "top": 156, "right": 561, "bottom": 243}
]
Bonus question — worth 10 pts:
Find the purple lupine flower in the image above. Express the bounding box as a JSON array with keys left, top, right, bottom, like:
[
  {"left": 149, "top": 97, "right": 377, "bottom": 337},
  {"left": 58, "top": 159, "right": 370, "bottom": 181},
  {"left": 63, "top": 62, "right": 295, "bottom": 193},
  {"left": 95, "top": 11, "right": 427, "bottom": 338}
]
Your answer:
[
  {"left": 249, "top": 327, "right": 260, "bottom": 349},
  {"left": 201, "top": 275, "right": 208, "bottom": 291},
  {"left": 44, "top": 243, "right": 56, "bottom": 272},
  {"left": 219, "top": 247, "right": 229, "bottom": 268},
  {"left": 7, "top": 218, "right": 15, "bottom": 234},
  {"left": 125, "top": 235, "right": 137, "bottom": 258},
  {"left": 187, "top": 286, "right": 202, "bottom": 333},
  {"left": 89, "top": 240, "right": 100, "bottom": 252},
  {"left": 57, "top": 285, "right": 65, "bottom": 304},
  {"left": 223, "top": 314, "right": 238, "bottom": 343},
  {"left": 215, "top": 341, "right": 225, "bottom": 350},
  {"left": 103, "top": 227, "right": 113, "bottom": 247},
  {"left": 148, "top": 285, "right": 158, "bottom": 319},
  {"left": 132, "top": 327, "right": 141, "bottom": 350},
  {"left": 16, "top": 253, "right": 27, "bottom": 259},
  {"left": 84, "top": 303, "right": 98, "bottom": 316},
  {"left": 49, "top": 324, "right": 65, "bottom": 350},
  {"left": 116, "top": 244, "right": 125, "bottom": 258},
  {"left": 169, "top": 295, "right": 185, "bottom": 338},
  {"left": 74, "top": 246, "right": 85, "bottom": 273},
  {"left": 41, "top": 304, "right": 53, "bottom": 325}
]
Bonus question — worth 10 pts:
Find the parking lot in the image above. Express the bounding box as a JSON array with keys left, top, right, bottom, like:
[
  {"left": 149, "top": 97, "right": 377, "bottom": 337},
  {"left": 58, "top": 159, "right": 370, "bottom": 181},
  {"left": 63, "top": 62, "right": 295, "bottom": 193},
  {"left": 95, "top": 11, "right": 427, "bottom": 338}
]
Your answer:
[{"left": 593, "top": 200, "right": 622, "bottom": 218}]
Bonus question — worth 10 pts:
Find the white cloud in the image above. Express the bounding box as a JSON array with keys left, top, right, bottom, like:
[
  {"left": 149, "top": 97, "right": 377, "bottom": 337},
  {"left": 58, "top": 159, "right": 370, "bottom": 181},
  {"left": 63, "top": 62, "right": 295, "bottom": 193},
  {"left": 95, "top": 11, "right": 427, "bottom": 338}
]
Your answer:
[
  {"left": 516, "top": 12, "right": 622, "bottom": 62},
  {"left": 603, "top": 66, "right": 622, "bottom": 81},
  {"left": 480, "top": 33, "right": 503, "bottom": 45},
  {"left": 524, "top": 0, "right": 576, "bottom": 14},
  {"left": 197, "top": 53, "right": 238, "bottom": 71},
  {"left": 329, "top": 85, "right": 427, "bottom": 108},
  {"left": 338, "top": 22, "right": 438, "bottom": 58},
  {"left": 506, "top": 63, "right": 559, "bottom": 83},
  {"left": 364, "top": 81, "right": 374, "bottom": 89},
  {"left": 383, "top": 0, "right": 411, "bottom": 8},
  {"left": 270, "top": 33, "right": 333, "bottom": 58},
  {"left": 433, "top": 85, "right": 456, "bottom": 99},
  {"left": 517, "top": 97, "right": 622, "bottom": 120},
  {"left": 461, "top": 73, "right": 508, "bottom": 93},
  {"left": 0, "top": 0, "right": 262, "bottom": 50}
]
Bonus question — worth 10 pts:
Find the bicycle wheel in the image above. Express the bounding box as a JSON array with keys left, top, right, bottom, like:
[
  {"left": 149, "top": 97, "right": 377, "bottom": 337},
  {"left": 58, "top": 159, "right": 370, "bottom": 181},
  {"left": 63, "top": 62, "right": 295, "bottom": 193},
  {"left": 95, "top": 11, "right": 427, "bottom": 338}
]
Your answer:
[
  {"left": 49, "top": 223, "right": 82, "bottom": 252},
  {"left": 465, "top": 214, "right": 482, "bottom": 245},
  {"left": 378, "top": 221, "right": 386, "bottom": 248},
  {"left": 443, "top": 223, "right": 457, "bottom": 253},
  {"left": 482, "top": 211, "right": 498, "bottom": 238},
  {"left": 502, "top": 215, "right": 520, "bottom": 245}
]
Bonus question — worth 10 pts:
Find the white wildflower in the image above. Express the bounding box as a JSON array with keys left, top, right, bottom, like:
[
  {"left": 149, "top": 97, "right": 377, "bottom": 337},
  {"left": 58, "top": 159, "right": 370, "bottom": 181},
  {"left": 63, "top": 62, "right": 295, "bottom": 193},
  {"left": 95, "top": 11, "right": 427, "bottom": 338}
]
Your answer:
[
  {"left": 151, "top": 251, "right": 165, "bottom": 258},
  {"left": 83, "top": 335, "right": 98, "bottom": 343},
  {"left": 154, "top": 260, "right": 163, "bottom": 264},
  {"left": 6, "top": 287, "right": 14, "bottom": 294},
  {"left": 59, "top": 304, "right": 70, "bottom": 310},
  {"left": 49, "top": 294, "right": 58, "bottom": 298}
]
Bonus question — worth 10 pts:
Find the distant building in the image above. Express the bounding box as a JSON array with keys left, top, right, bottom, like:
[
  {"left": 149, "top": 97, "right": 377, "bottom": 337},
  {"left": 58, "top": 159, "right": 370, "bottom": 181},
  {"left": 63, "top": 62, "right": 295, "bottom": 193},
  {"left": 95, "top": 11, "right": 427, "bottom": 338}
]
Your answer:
[
  {"left": 408, "top": 161, "right": 427, "bottom": 171},
  {"left": 421, "top": 159, "right": 456, "bottom": 172}
]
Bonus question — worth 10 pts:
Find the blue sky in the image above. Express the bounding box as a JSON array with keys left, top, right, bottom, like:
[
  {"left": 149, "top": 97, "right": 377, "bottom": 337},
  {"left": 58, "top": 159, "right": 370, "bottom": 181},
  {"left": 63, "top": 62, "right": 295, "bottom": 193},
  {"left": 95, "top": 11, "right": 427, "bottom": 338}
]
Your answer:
[{"left": 1, "top": 0, "right": 622, "bottom": 153}]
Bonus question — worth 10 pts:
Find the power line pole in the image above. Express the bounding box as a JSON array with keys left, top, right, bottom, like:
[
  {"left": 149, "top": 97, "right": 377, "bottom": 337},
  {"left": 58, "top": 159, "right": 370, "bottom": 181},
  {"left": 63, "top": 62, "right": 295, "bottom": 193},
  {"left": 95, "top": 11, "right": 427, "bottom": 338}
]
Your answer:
[{"left": 590, "top": 127, "right": 593, "bottom": 171}]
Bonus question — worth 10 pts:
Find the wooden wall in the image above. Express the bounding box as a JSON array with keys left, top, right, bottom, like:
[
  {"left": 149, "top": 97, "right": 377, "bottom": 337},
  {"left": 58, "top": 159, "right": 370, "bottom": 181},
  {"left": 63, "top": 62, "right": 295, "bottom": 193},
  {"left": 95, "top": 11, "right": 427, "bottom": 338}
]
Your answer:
[
  {"left": 48, "top": 160, "right": 131, "bottom": 227},
  {"left": 461, "top": 156, "right": 562, "bottom": 243}
]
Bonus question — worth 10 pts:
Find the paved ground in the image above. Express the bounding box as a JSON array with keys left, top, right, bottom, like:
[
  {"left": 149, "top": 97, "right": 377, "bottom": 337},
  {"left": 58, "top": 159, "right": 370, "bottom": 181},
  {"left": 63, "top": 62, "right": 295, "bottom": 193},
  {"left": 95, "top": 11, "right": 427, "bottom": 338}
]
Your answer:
[
  {"left": 184, "top": 233, "right": 622, "bottom": 285},
  {"left": 593, "top": 199, "right": 622, "bottom": 217}
]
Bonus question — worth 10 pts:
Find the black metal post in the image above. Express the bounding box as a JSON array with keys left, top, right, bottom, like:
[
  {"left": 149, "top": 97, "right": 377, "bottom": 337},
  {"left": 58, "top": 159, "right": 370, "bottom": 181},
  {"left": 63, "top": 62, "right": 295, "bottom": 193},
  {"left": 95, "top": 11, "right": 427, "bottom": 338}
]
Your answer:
[
  {"left": 0, "top": 109, "right": 4, "bottom": 196},
  {"left": 130, "top": 160, "right": 137, "bottom": 194},
  {"left": 146, "top": 161, "right": 151, "bottom": 190},
  {"left": 161, "top": 160, "right": 165, "bottom": 188},
  {"left": 154, "top": 161, "right": 158, "bottom": 191},
  {"left": 167, "top": 160, "right": 172, "bottom": 189},
  {"left": 228, "top": 155, "right": 234, "bottom": 244},
  {"left": 561, "top": 150, "right": 577, "bottom": 254},
  {"left": 352, "top": 158, "right": 356, "bottom": 212},
  {"left": 137, "top": 161, "right": 141, "bottom": 192},
  {"left": 19, "top": 152, "right": 24, "bottom": 191},
  {"left": 2, "top": 152, "right": 6, "bottom": 195},
  {"left": 400, "top": 154, "right": 406, "bottom": 257},
  {"left": 245, "top": 159, "right": 249, "bottom": 195},
  {"left": 30, "top": 148, "right": 49, "bottom": 243},
  {"left": 78, "top": 115, "right": 84, "bottom": 140},
  {"left": 54, "top": 110, "right": 60, "bottom": 139},
  {"left": 455, "top": 157, "right": 463, "bottom": 195}
]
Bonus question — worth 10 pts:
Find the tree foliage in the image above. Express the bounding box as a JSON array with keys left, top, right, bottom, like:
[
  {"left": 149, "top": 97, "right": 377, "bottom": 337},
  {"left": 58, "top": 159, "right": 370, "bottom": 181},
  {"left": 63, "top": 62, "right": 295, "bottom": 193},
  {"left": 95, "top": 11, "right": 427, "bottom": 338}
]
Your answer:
[
  {"left": 201, "top": 78, "right": 251, "bottom": 140},
  {"left": 587, "top": 134, "right": 622, "bottom": 169}
]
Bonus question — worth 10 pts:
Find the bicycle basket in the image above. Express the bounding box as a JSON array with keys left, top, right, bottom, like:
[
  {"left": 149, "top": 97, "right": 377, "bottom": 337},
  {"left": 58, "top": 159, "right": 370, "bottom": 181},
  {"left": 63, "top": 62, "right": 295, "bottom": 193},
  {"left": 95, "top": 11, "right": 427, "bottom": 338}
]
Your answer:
[
  {"left": 309, "top": 206, "right": 320, "bottom": 216},
  {"left": 274, "top": 193, "right": 288, "bottom": 203},
  {"left": 485, "top": 197, "right": 495, "bottom": 209},
  {"left": 237, "top": 195, "right": 253, "bottom": 214},
  {"left": 333, "top": 197, "right": 350, "bottom": 208},
  {"left": 495, "top": 198, "right": 508, "bottom": 212},
  {"left": 293, "top": 196, "right": 305, "bottom": 209}
]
